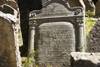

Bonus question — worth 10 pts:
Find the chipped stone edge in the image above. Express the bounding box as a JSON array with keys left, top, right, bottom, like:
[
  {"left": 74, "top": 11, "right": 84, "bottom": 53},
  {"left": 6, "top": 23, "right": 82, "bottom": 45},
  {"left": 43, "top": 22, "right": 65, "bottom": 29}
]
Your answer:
[{"left": 12, "top": 23, "right": 22, "bottom": 67}]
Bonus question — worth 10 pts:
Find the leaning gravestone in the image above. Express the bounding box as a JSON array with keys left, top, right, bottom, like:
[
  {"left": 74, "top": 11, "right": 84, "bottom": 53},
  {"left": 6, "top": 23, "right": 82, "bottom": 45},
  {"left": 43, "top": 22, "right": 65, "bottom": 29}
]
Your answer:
[
  {"left": 0, "top": 12, "right": 21, "bottom": 67},
  {"left": 86, "top": 18, "right": 100, "bottom": 52},
  {"left": 29, "top": 0, "right": 85, "bottom": 67}
]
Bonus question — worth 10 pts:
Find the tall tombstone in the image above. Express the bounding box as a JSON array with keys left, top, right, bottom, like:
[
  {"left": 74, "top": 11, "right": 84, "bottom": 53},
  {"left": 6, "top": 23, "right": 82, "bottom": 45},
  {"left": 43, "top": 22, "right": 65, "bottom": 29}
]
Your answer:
[
  {"left": 29, "top": 0, "right": 85, "bottom": 67},
  {"left": 86, "top": 18, "right": 100, "bottom": 52},
  {"left": 0, "top": 12, "right": 21, "bottom": 67}
]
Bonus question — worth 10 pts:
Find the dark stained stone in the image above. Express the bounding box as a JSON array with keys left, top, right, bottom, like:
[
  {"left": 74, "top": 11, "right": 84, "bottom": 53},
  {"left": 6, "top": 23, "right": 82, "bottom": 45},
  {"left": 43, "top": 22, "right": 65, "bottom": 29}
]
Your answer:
[
  {"left": 0, "top": 0, "right": 23, "bottom": 47},
  {"left": 86, "top": 18, "right": 100, "bottom": 52},
  {"left": 29, "top": 0, "right": 85, "bottom": 67},
  {"left": 0, "top": 0, "right": 19, "bottom": 18},
  {"left": 0, "top": 20, "right": 16, "bottom": 67},
  {"left": 0, "top": 13, "right": 21, "bottom": 67}
]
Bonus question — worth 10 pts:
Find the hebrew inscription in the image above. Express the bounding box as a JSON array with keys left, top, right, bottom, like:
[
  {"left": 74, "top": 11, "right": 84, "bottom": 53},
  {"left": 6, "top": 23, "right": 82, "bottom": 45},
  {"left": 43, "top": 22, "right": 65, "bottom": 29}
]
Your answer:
[{"left": 36, "top": 22, "right": 75, "bottom": 67}]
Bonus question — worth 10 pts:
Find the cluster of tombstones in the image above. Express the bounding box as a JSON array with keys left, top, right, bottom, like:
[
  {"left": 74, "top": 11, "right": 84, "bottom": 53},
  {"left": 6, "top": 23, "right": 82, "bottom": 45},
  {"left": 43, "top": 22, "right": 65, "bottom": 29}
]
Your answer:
[{"left": 0, "top": 0, "right": 100, "bottom": 67}]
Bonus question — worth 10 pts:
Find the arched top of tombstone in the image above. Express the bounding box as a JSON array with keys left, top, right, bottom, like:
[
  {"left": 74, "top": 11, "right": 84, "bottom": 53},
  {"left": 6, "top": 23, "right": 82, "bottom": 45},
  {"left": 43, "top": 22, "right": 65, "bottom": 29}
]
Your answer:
[{"left": 29, "top": 0, "right": 84, "bottom": 19}]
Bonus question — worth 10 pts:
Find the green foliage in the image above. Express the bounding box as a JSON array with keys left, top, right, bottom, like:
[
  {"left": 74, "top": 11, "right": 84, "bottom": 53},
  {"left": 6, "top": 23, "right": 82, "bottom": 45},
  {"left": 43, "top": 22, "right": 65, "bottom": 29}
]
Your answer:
[
  {"left": 85, "top": 17, "right": 97, "bottom": 36},
  {"left": 18, "top": 30, "right": 23, "bottom": 47},
  {"left": 85, "top": 11, "right": 95, "bottom": 17},
  {"left": 22, "top": 50, "right": 37, "bottom": 67}
]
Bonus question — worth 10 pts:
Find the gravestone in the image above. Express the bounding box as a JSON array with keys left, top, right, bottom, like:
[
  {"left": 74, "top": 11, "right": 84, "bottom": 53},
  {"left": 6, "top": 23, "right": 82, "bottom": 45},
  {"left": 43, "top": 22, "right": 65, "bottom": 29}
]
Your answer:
[
  {"left": 96, "top": 0, "right": 100, "bottom": 15},
  {"left": 86, "top": 18, "right": 100, "bottom": 52},
  {"left": 0, "top": 0, "right": 23, "bottom": 47},
  {"left": 0, "top": 0, "right": 19, "bottom": 18},
  {"left": 29, "top": 0, "right": 85, "bottom": 67},
  {"left": 42, "top": 0, "right": 85, "bottom": 10},
  {"left": 0, "top": 12, "right": 21, "bottom": 67},
  {"left": 83, "top": 0, "right": 95, "bottom": 12},
  {"left": 71, "top": 52, "right": 100, "bottom": 67}
]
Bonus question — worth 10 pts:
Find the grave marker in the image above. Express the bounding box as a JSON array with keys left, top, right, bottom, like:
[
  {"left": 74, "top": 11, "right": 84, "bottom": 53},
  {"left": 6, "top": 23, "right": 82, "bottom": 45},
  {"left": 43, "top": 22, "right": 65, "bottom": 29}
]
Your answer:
[
  {"left": 29, "top": 0, "right": 85, "bottom": 67},
  {"left": 0, "top": 12, "right": 21, "bottom": 67}
]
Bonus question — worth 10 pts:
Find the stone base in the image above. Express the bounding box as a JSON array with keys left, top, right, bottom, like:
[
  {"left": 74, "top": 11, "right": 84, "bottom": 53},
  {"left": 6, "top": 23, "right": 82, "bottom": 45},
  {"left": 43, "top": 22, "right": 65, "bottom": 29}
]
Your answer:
[{"left": 71, "top": 52, "right": 100, "bottom": 67}]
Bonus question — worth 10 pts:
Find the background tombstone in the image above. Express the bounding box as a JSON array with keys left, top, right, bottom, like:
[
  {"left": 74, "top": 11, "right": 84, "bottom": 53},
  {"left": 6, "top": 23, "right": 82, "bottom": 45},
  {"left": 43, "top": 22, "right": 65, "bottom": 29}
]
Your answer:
[
  {"left": 0, "top": 12, "right": 21, "bottom": 67},
  {"left": 83, "top": 0, "right": 95, "bottom": 12},
  {"left": 43, "top": 0, "right": 85, "bottom": 10},
  {"left": 86, "top": 18, "right": 100, "bottom": 52},
  {"left": 95, "top": 0, "right": 100, "bottom": 15},
  {"left": 29, "top": 0, "right": 85, "bottom": 67}
]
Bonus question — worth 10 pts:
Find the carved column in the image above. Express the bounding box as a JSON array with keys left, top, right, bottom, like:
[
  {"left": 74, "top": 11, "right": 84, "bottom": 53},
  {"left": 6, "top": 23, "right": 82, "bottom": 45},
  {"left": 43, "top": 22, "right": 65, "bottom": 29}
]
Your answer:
[{"left": 77, "top": 18, "right": 85, "bottom": 52}]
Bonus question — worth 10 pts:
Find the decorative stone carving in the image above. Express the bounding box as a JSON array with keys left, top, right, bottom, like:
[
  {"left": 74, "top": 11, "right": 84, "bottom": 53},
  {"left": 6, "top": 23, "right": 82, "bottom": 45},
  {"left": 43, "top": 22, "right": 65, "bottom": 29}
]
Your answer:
[
  {"left": 0, "top": 0, "right": 19, "bottom": 18},
  {"left": 29, "top": 0, "right": 85, "bottom": 67}
]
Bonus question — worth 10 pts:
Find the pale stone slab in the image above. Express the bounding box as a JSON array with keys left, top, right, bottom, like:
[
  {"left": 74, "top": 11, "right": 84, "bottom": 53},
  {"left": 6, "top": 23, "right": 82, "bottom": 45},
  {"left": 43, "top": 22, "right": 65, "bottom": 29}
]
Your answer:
[{"left": 71, "top": 52, "right": 100, "bottom": 67}]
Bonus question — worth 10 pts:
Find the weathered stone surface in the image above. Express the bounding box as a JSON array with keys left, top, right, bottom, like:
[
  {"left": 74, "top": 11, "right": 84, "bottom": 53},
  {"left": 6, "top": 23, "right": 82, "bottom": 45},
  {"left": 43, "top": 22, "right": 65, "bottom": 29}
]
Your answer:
[
  {"left": 96, "top": 0, "right": 100, "bottom": 15},
  {"left": 0, "top": 0, "right": 23, "bottom": 47},
  {"left": 29, "top": 0, "right": 85, "bottom": 67},
  {"left": 43, "top": 0, "right": 85, "bottom": 10},
  {"left": 0, "top": 0, "right": 19, "bottom": 17},
  {"left": 71, "top": 52, "right": 100, "bottom": 67},
  {"left": 86, "top": 18, "right": 100, "bottom": 52},
  {"left": 0, "top": 13, "right": 21, "bottom": 67},
  {"left": 83, "top": 0, "right": 95, "bottom": 12},
  {"left": 36, "top": 22, "right": 75, "bottom": 67}
]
